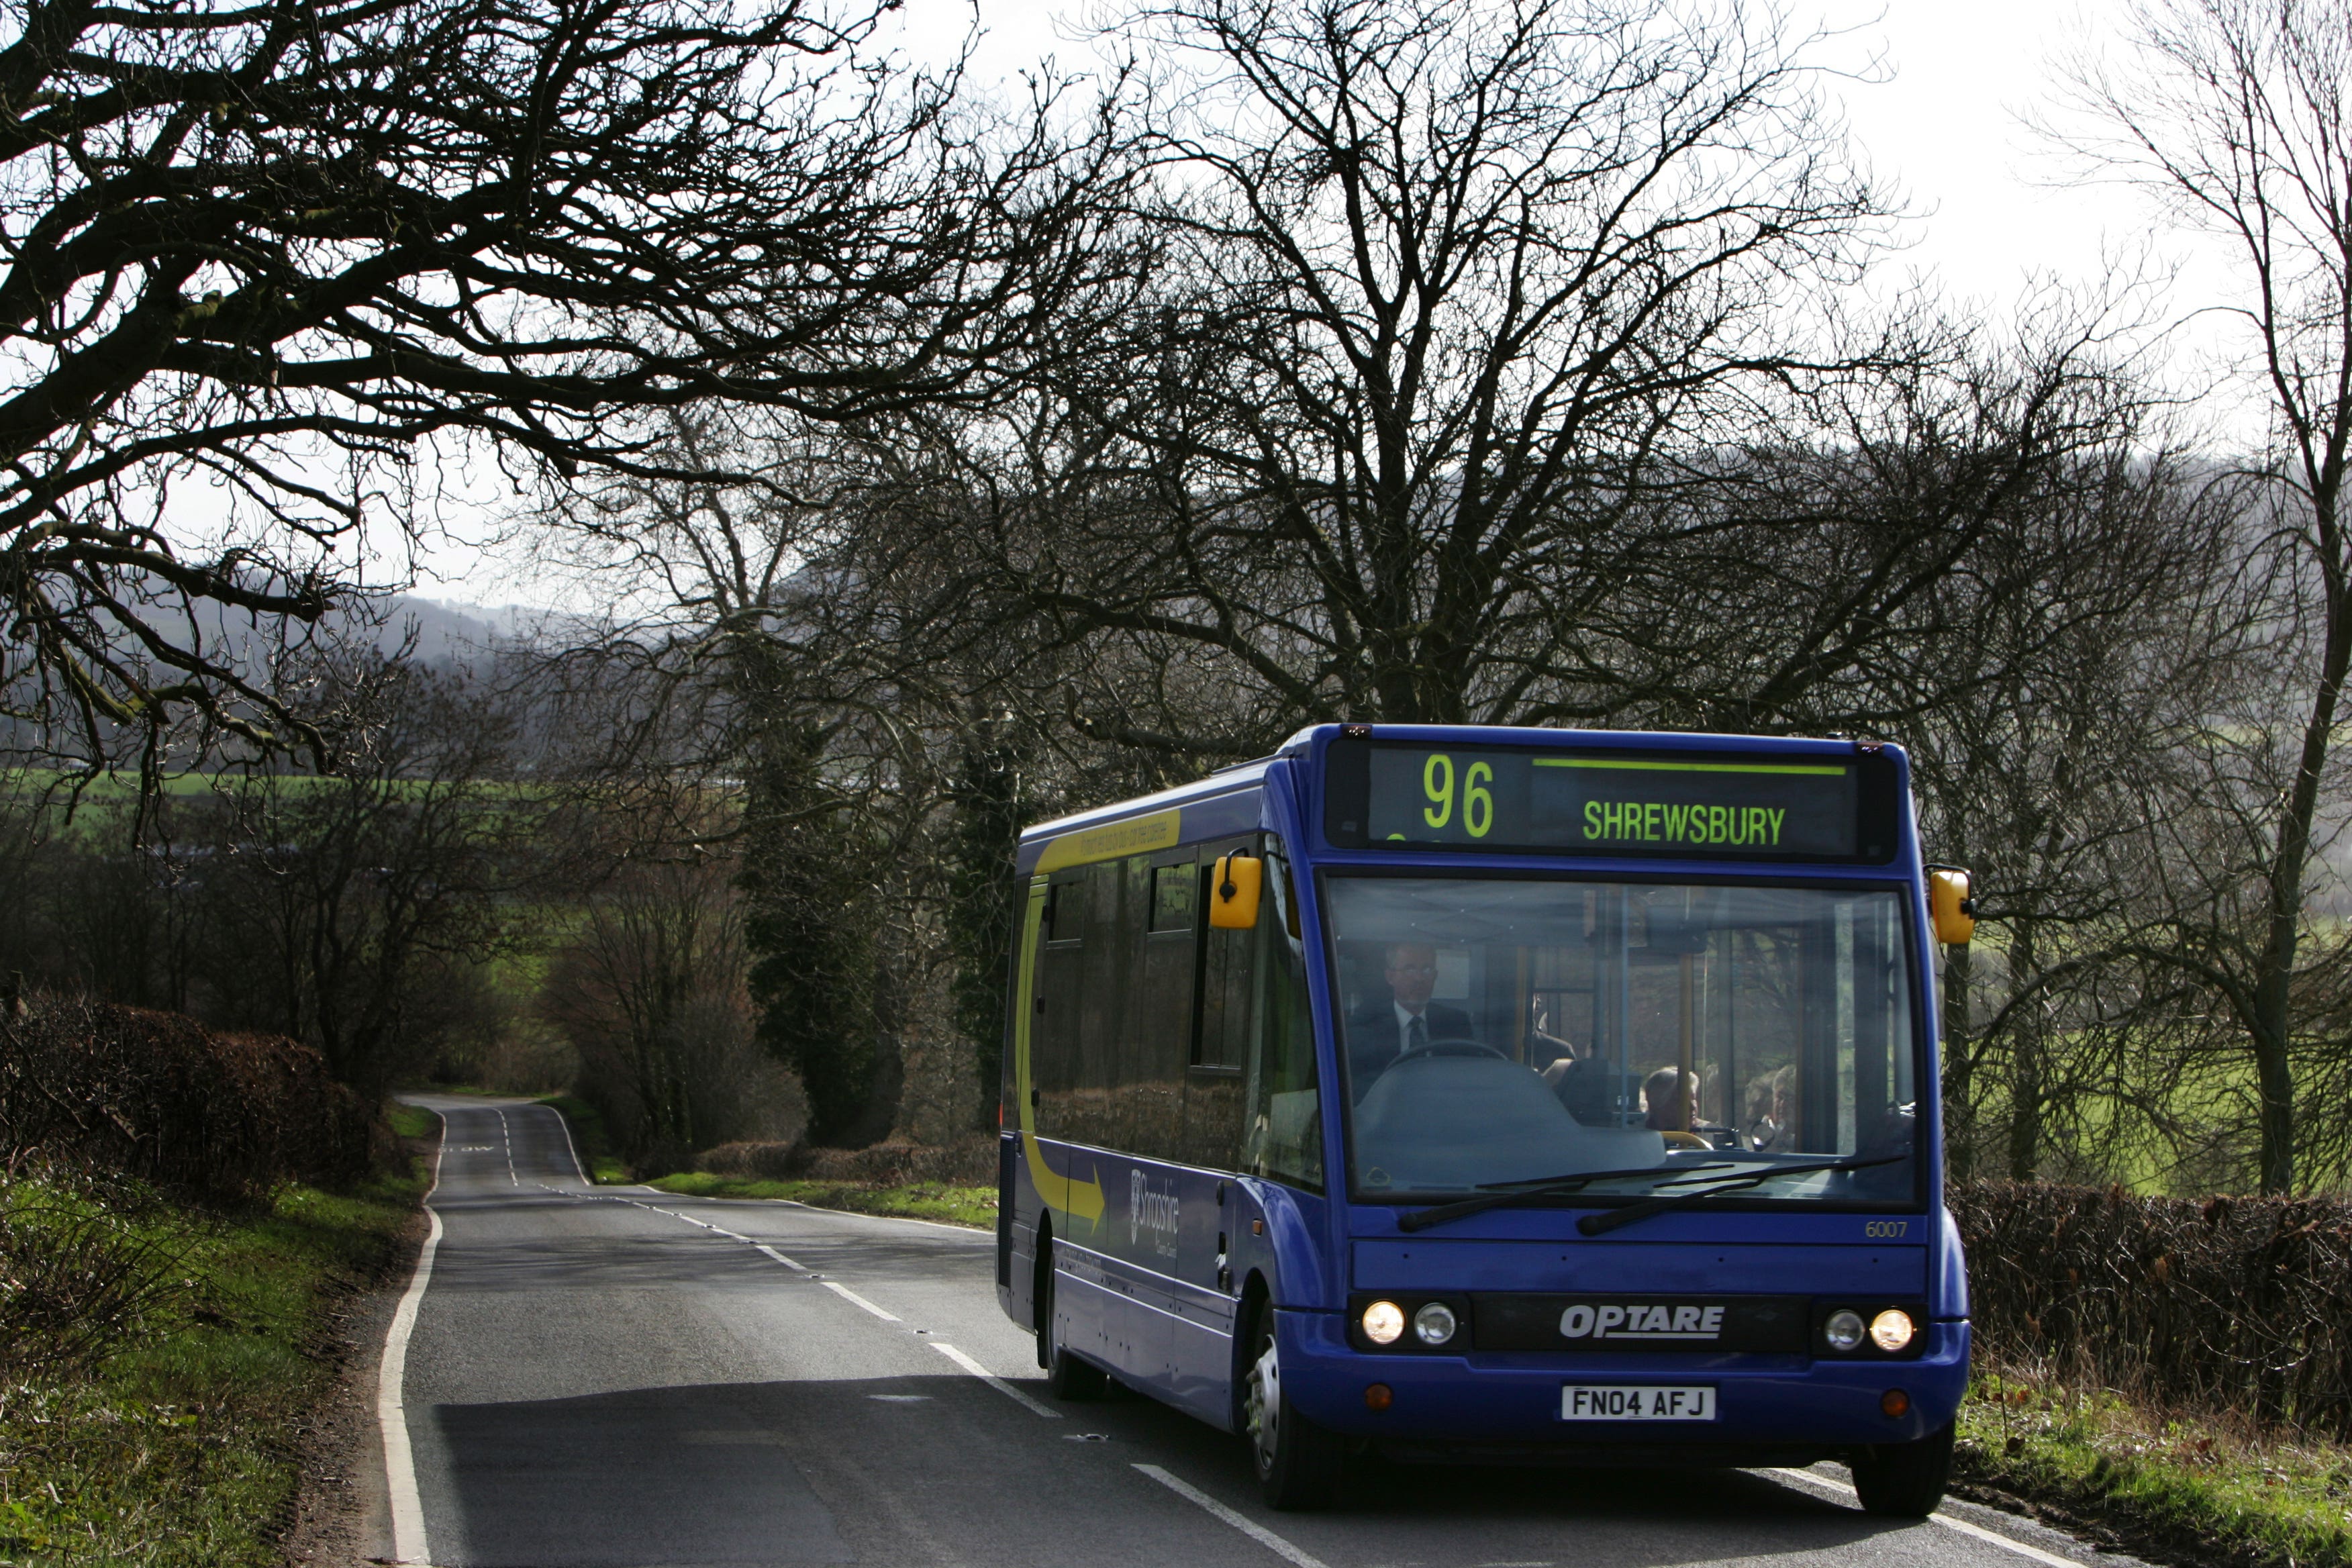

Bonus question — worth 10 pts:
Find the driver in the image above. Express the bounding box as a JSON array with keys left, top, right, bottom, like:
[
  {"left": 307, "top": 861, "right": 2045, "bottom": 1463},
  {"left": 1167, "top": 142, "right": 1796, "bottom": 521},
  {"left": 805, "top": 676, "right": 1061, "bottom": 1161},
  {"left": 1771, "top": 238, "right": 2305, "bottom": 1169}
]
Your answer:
[{"left": 1346, "top": 941, "right": 1473, "bottom": 1100}]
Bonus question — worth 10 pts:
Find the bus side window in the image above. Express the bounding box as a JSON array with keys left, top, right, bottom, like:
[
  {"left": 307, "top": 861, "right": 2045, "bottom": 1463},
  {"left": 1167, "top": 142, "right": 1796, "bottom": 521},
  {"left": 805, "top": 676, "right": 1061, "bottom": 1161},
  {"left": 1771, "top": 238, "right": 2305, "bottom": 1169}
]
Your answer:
[
  {"left": 1033, "top": 869, "right": 1087, "bottom": 1138},
  {"left": 1244, "top": 842, "right": 1322, "bottom": 1192},
  {"left": 1195, "top": 845, "right": 1255, "bottom": 1073}
]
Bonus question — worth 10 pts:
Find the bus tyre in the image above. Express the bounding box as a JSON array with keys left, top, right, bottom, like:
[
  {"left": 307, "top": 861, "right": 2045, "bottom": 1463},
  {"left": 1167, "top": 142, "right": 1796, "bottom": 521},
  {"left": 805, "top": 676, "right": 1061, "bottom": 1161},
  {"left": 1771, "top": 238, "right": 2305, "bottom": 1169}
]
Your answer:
[
  {"left": 1849, "top": 1420, "right": 1955, "bottom": 1517},
  {"left": 1246, "top": 1318, "right": 1342, "bottom": 1510},
  {"left": 1040, "top": 1242, "right": 1107, "bottom": 1401}
]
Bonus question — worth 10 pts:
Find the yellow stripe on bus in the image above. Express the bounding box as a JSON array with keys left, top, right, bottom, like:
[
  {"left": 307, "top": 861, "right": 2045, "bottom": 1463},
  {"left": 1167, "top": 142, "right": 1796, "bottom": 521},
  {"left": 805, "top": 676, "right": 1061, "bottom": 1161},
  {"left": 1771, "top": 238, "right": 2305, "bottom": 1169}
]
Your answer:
[
  {"left": 1013, "top": 878, "right": 1105, "bottom": 1227},
  {"left": 1533, "top": 759, "right": 1847, "bottom": 777},
  {"left": 1032, "top": 808, "right": 1183, "bottom": 873}
]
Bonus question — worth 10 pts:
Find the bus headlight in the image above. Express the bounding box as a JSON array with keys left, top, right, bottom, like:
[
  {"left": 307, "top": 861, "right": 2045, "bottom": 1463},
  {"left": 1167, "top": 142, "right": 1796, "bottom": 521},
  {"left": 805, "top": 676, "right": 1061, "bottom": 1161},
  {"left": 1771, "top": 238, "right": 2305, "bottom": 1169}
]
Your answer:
[
  {"left": 1870, "top": 1309, "right": 1915, "bottom": 1353},
  {"left": 1413, "top": 1302, "right": 1458, "bottom": 1346},
  {"left": 1362, "top": 1300, "right": 1406, "bottom": 1345},
  {"left": 1824, "top": 1309, "right": 1865, "bottom": 1352}
]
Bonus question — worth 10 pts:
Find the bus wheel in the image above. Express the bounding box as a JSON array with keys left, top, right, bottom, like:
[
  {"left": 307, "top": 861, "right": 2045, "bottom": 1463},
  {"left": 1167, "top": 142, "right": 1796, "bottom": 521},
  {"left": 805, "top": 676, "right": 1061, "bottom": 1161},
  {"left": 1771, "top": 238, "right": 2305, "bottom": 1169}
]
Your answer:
[
  {"left": 1244, "top": 1313, "right": 1342, "bottom": 1510},
  {"left": 1040, "top": 1238, "right": 1107, "bottom": 1401},
  {"left": 1849, "top": 1421, "right": 1955, "bottom": 1517}
]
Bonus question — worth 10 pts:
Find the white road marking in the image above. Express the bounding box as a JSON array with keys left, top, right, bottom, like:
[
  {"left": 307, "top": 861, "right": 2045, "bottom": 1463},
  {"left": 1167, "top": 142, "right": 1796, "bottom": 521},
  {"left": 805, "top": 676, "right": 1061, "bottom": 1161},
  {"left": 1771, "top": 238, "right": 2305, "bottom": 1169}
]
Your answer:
[
  {"left": 379, "top": 1113, "right": 446, "bottom": 1567},
  {"left": 755, "top": 1244, "right": 805, "bottom": 1269},
  {"left": 1769, "top": 1467, "right": 2084, "bottom": 1567},
  {"left": 824, "top": 1280, "right": 902, "bottom": 1321},
  {"left": 494, "top": 1108, "right": 518, "bottom": 1186},
  {"left": 931, "top": 1341, "right": 1061, "bottom": 1419},
  {"left": 537, "top": 1102, "right": 590, "bottom": 1184},
  {"left": 1132, "top": 1465, "right": 1332, "bottom": 1568},
  {"left": 715, "top": 1193, "right": 992, "bottom": 1237}
]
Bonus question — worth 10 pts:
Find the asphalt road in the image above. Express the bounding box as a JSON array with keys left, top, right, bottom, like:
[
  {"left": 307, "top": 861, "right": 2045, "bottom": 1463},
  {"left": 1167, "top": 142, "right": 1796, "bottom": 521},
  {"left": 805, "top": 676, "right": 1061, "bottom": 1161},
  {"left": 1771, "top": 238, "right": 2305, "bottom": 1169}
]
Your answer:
[{"left": 385, "top": 1095, "right": 2130, "bottom": 1568}]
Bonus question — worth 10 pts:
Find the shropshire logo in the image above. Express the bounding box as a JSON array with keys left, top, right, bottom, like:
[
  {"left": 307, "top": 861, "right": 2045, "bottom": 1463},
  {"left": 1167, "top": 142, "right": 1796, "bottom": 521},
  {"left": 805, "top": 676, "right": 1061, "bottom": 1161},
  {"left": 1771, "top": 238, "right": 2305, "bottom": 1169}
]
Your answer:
[
  {"left": 1560, "top": 1303, "right": 1726, "bottom": 1341},
  {"left": 1129, "top": 1170, "right": 1179, "bottom": 1259}
]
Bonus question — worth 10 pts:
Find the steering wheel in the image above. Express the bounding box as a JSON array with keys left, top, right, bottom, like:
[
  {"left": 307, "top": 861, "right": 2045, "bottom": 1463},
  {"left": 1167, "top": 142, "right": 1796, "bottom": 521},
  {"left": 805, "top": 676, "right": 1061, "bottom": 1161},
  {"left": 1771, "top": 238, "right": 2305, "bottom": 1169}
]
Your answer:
[{"left": 1391, "top": 1037, "right": 1512, "bottom": 1065}]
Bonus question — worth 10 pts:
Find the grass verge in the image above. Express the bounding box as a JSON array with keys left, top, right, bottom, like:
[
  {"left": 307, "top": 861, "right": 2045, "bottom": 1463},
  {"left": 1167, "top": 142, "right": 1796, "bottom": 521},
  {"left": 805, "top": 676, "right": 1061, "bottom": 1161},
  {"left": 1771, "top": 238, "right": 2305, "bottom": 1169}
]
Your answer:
[
  {"left": 0, "top": 1156, "right": 428, "bottom": 1566},
  {"left": 1955, "top": 1369, "right": 2352, "bottom": 1568},
  {"left": 645, "top": 1171, "right": 997, "bottom": 1228},
  {"left": 387, "top": 1101, "right": 438, "bottom": 1140},
  {"left": 533, "top": 1095, "right": 631, "bottom": 1183}
]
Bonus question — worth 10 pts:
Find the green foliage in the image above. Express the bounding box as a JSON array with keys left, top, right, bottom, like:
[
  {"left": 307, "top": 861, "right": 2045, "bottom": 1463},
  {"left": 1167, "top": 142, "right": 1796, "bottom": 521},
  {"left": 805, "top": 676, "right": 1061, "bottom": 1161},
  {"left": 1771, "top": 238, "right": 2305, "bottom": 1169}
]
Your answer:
[
  {"left": 943, "top": 711, "right": 1040, "bottom": 1132},
  {"left": 0, "top": 1167, "right": 424, "bottom": 1567},
  {"left": 645, "top": 1171, "right": 995, "bottom": 1228},
  {"left": 738, "top": 717, "right": 885, "bottom": 1146},
  {"left": 1959, "top": 1371, "right": 2352, "bottom": 1568}
]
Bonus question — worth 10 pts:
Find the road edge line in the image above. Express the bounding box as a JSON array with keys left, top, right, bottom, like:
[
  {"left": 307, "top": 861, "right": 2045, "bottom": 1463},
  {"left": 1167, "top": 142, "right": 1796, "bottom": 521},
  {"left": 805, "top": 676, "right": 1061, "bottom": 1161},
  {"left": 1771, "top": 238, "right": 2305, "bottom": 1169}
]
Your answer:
[
  {"left": 742, "top": 1195, "right": 991, "bottom": 1237},
  {"left": 379, "top": 1111, "right": 447, "bottom": 1567},
  {"left": 1130, "top": 1464, "right": 1331, "bottom": 1568},
  {"left": 534, "top": 1101, "right": 590, "bottom": 1184},
  {"left": 1768, "top": 1467, "right": 2083, "bottom": 1568},
  {"left": 930, "top": 1341, "right": 1062, "bottom": 1419}
]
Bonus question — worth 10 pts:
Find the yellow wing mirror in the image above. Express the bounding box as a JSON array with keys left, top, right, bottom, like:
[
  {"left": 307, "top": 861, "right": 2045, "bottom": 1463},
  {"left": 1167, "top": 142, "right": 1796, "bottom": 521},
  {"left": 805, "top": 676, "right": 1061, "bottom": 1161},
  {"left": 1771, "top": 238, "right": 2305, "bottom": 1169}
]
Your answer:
[
  {"left": 1926, "top": 866, "right": 1977, "bottom": 945},
  {"left": 1210, "top": 854, "right": 1263, "bottom": 929}
]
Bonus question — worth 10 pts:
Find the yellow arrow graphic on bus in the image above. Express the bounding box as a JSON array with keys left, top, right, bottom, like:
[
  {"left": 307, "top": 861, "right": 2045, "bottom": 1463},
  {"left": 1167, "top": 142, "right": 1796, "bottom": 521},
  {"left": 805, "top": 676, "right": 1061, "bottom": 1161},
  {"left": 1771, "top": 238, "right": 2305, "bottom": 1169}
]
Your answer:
[{"left": 1014, "top": 879, "right": 1106, "bottom": 1228}]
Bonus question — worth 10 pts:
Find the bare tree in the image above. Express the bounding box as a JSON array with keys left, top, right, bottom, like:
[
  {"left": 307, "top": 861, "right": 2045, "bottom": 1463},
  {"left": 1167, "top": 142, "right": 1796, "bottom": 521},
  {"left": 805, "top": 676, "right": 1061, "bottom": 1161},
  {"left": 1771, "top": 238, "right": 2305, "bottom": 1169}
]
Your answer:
[
  {"left": 2053, "top": 0, "right": 2352, "bottom": 1191},
  {"left": 0, "top": 0, "right": 1104, "bottom": 778},
  {"left": 971, "top": 0, "right": 1896, "bottom": 746}
]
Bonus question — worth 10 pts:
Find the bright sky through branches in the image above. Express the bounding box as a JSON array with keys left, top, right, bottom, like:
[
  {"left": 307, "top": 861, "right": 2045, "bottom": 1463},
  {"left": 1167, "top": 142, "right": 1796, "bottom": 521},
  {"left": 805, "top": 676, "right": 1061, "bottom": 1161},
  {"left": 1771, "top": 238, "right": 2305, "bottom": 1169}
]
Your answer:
[{"left": 420, "top": 0, "right": 2246, "bottom": 607}]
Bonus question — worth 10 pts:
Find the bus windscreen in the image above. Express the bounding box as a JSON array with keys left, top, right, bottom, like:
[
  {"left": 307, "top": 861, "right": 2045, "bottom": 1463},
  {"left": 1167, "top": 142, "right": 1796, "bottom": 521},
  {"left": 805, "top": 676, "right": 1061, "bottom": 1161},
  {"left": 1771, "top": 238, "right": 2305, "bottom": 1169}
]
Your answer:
[{"left": 1324, "top": 739, "right": 1898, "bottom": 861}]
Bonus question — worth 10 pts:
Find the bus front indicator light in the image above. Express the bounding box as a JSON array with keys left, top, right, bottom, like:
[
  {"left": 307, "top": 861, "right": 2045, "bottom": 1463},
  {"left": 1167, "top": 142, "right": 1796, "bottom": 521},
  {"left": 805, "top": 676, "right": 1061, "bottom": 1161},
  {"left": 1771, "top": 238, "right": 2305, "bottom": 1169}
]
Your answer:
[
  {"left": 1365, "top": 1383, "right": 1393, "bottom": 1411},
  {"left": 1870, "top": 1309, "right": 1915, "bottom": 1353},
  {"left": 1362, "top": 1301, "right": 1406, "bottom": 1345},
  {"left": 1824, "top": 1310, "right": 1865, "bottom": 1352},
  {"left": 1413, "top": 1302, "right": 1457, "bottom": 1346},
  {"left": 1881, "top": 1389, "right": 1910, "bottom": 1418}
]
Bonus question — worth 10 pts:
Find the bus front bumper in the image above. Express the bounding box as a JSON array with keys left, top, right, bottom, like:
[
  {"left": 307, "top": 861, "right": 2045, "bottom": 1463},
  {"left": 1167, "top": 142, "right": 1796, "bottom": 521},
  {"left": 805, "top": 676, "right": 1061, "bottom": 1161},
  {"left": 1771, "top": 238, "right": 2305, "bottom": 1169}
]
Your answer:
[{"left": 1277, "top": 1308, "right": 1969, "bottom": 1454}]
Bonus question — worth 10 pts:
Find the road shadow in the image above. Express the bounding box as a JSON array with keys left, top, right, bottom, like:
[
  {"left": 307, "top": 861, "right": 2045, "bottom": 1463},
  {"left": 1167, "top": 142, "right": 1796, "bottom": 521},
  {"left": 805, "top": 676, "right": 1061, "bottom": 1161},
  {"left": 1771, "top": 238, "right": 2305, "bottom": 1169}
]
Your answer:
[{"left": 415, "top": 1368, "right": 1936, "bottom": 1568}]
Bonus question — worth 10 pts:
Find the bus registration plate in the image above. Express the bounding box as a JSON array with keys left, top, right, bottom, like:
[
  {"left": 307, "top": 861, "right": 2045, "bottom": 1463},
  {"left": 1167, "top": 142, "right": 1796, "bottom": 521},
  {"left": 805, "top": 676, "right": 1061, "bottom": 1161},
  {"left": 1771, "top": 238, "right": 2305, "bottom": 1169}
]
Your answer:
[{"left": 1562, "top": 1385, "right": 1716, "bottom": 1421}]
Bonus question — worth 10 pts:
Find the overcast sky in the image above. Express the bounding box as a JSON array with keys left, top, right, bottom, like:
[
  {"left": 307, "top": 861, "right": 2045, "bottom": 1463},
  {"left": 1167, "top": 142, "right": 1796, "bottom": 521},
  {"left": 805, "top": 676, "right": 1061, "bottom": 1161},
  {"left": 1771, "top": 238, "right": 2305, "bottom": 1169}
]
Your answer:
[{"left": 420, "top": 0, "right": 2245, "bottom": 606}]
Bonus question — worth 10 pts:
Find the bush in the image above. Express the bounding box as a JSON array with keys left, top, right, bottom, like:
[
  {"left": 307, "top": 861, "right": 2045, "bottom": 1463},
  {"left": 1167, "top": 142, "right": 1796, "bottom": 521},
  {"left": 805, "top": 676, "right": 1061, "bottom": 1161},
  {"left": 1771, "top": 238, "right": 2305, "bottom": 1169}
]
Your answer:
[
  {"left": 0, "top": 993, "right": 373, "bottom": 1201},
  {"left": 1953, "top": 1180, "right": 2352, "bottom": 1438}
]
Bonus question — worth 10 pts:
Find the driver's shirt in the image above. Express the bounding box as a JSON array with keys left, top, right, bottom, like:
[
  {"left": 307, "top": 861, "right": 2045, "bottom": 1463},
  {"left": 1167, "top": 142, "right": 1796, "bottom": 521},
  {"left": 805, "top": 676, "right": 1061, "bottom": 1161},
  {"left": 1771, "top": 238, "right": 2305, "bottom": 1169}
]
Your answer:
[{"left": 1391, "top": 1001, "right": 1430, "bottom": 1057}]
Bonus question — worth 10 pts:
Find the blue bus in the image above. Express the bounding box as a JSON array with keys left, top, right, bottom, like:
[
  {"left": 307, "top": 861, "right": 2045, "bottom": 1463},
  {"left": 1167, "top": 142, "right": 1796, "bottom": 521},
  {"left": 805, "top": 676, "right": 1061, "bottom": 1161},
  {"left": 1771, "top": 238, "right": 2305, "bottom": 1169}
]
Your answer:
[{"left": 995, "top": 724, "right": 1974, "bottom": 1513}]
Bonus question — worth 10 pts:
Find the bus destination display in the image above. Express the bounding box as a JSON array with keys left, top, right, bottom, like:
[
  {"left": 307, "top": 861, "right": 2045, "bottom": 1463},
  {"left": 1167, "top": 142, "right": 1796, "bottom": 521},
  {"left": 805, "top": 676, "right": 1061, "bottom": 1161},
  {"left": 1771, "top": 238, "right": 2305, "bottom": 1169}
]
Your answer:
[{"left": 1326, "top": 740, "right": 1892, "bottom": 861}]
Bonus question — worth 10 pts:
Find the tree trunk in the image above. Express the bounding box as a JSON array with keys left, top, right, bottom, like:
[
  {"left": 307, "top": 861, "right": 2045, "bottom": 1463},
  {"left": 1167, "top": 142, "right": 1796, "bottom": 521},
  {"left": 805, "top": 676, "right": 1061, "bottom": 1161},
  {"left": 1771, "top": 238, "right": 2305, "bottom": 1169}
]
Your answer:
[
  {"left": 2249, "top": 579, "right": 2349, "bottom": 1192},
  {"left": 2006, "top": 919, "right": 2041, "bottom": 1181},
  {"left": 1942, "top": 943, "right": 1976, "bottom": 1183}
]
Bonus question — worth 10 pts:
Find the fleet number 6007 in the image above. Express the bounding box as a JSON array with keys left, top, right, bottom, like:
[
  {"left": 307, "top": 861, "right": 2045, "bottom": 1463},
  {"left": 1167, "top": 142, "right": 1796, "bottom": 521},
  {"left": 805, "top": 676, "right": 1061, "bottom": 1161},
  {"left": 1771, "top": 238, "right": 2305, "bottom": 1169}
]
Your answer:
[{"left": 1864, "top": 1221, "right": 1909, "bottom": 1238}]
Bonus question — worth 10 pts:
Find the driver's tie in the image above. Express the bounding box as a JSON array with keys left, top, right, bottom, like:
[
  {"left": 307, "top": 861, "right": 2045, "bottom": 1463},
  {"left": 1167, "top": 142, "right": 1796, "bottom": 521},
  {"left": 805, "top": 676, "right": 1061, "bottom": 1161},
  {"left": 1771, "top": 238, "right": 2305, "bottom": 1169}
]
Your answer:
[{"left": 1408, "top": 1016, "right": 1428, "bottom": 1055}]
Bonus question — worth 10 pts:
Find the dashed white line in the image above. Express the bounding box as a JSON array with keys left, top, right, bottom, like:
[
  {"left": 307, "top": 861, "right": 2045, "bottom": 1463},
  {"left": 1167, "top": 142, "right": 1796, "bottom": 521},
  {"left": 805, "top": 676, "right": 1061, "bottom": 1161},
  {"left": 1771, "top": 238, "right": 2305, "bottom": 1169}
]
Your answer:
[
  {"left": 824, "top": 1281, "right": 902, "bottom": 1321},
  {"left": 931, "top": 1341, "right": 1061, "bottom": 1419},
  {"left": 533, "top": 1173, "right": 1067, "bottom": 1427},
  {"left": 1769, "top": 1467, "right": 2084, "bottom": 1567},
  {"left": 1132, "top": 1464, "right": 1330, "bottom": 1568},
  {"left": 379, "top": 1111, "right": 446, "bottom": 1567}
]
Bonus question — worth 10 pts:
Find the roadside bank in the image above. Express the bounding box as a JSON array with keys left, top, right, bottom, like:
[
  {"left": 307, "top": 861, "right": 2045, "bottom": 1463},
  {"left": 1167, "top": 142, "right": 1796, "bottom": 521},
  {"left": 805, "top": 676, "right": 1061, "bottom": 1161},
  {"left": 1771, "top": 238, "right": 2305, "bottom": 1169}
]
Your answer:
[
  {"left": 1953, "top": 1371, "right": 2352, "bottom": 1568},
  {"left": 0, "top": 1126, "right": 433, "bottom": 1567}
]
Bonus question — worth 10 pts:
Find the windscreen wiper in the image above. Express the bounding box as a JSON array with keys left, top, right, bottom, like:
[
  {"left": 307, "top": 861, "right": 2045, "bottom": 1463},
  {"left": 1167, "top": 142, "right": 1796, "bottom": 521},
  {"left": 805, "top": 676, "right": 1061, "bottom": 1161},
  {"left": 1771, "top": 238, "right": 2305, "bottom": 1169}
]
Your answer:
[
  {"left": 1575, "top": 1154, "right": 1908, "bottom": 1237},
  {"left": 1397, "top": 1163, "right": 1737, "bottom": 1234}
]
